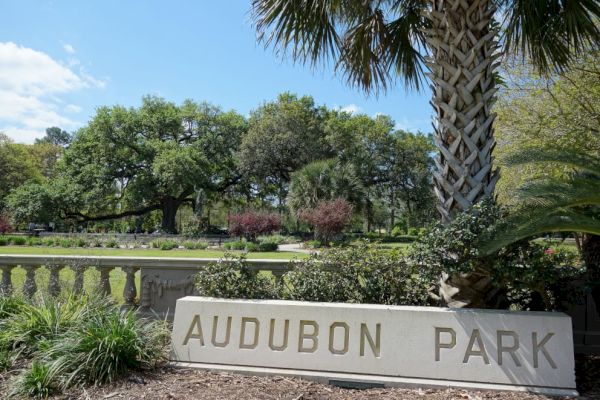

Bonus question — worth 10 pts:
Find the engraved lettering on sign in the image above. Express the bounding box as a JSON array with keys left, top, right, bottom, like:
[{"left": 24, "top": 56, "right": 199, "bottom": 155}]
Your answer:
[
  {"left": 360, "top": 323, "right": 381, "bottom": 357},
  {"left": 434, "top": 327, "right": 456, "bottom": 361},
  {"left": 298, "top": 320, "right": 318, "bottom": 353},
  {"left": 533, "top": 332, "right": 557, "bottom": 369},
  {"left": 463, "top": 329, "right": 490, "bottom": 364},
  {"left": 269, "top": 318, "right": 289, "bottom": 351},
  {"left": 211, "top": 316, "right": 232, "bottom": 347},
  {"left": 183, "top": 314, "right": 204, "bottom": 346},
  {"left": 329, "top": 322, "right": 349, "bottom": 355},
  {"left": 497, "top": 331, "right": 521, "bottom": 367},
  {"left": 239, "top": 317, "right": 260, "bottom": 349}
]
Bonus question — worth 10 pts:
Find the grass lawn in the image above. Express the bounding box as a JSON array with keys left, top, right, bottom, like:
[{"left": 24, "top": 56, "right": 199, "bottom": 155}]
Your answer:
[
  {"left": 1, "top": 246, "right": 304, "bottom": 303},
  {"left": 0, "top": 245, "right": 304, "bottom": 259}
]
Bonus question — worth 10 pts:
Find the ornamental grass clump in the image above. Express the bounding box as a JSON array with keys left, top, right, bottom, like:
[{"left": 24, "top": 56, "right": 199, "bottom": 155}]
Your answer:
[
  {"left": 41, "top": 307, "right": 169, "bottom": 386},
  {"left": 0, "top": 293, "right": 170, "bottom": 395}
]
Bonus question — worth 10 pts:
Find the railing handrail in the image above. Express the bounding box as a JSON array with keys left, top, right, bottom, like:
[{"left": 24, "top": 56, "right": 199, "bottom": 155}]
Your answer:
[{"left": 0, "top": 254, "right": 296, "bottom": 270}]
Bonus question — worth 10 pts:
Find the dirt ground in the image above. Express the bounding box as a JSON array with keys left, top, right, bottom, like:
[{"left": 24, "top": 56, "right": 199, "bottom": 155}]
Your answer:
[
  {"left": 51, "top": 356, "right": 600, "bottom": 400},
  {"left": 1, "top": 355, "right": 598, "bottom": 399}
]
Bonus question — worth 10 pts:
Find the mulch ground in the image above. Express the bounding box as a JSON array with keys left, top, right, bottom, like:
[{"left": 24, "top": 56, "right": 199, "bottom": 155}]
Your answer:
[{"left": 2, "top": 356, "right": 598, "bottom": 399}]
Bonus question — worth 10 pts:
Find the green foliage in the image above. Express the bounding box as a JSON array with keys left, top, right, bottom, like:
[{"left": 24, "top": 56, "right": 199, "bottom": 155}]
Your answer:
[
  {"left": 0, "top": 349, "right": 11, "bottom": 372},
  {"left": 0, "top": 237, "right": 7, "bottom": 246},
  {"left": 6, "top": 182, "right": 56, "bottom": 226},
  {"left": 183, "top": 240, "right": 208, "bottom": 250},
  {"left": 223, "top": 240, "right": 246, "bottom": 251},
  {"left": 287, "top": 159, "right": 364, "bottom": 213},
  {"left": 41, "top": 309, "right": 169, "bottom": 386},
  {"left": 10, "top": 236, "right": 27, "bottom": 245},
  {"left": 27, "top": 237, "right": 42, "bottom": 246},
  {"left": 59, "top": 238, "right": 73, "bottom": 248},
  {"left": 195, "top": 256, "right": 280, "bottom": 299},
  {"left": 285, "top": 244, "right": 430, "bottom": 305},
  {"left": 0, "top": 134, "right": 43, "bottom": 211},
  {"left": 159, "top": 240, "right": 178, "bottom": 251},
  {"left": 12, "top": 361, "right": 59, "bottom": 398},
  {"left": 0, "top": 294, "right": 169, "bottom": 393},
  {"left": 104, "top": 239, "right": 118, "bottom": 248},
  {"left": 410, "top": 200, "right": 582, "bottom": 310},
  {"left": 258, "top": 240, "right": 278, "bottom": 252}
]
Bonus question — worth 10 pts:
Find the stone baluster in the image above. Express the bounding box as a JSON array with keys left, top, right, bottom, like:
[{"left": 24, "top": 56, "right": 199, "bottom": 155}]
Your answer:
[
  {"left": 122, "top": 266, "right": 139, "bottom": 306},
  {"left": 47, "top": 265, "right": 64, "bottom": 297},
  {"left": 23, "top": 265, "right": 39, "bottom": 298},
  {"left": 96, "top": 266, "right": 114, "bottom": 296},
  {"left": 71, "top": 265, "right": 85, "bottom": 293},
  {"left": 0, "top": 265, "right": 15, "bottom": 295}
]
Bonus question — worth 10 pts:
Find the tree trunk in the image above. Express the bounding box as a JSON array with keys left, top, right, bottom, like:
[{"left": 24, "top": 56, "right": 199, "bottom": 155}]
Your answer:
[
  {"left": 426, "top": 0, "right": 500, "bottom": 223},
  {"left": 425, "top": 0, "right": 501, "bottom": 308},
  {"left": 582, "top": 234, "right": 600, "bottom": 315},
  {"left": 161, "top": 197, "right": 180, "bottom": 233}
]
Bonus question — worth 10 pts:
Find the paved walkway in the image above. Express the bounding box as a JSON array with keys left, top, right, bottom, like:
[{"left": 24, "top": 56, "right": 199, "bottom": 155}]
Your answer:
[{"left": 278, "top": 243, "right": 316, "bottom": 254}]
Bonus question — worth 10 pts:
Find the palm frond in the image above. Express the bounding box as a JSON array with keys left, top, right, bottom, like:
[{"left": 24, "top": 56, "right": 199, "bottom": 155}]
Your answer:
[
  {"left": 504, "top": 147, "right": 600, "bottom": 174},
  {"left": 501, "top": 0, "right": 600, "bottom": 73},
  {"left": 483, "top": 209, "right": 600, "bottom": 254},
  {"left": 252, "top": 0, "right": 427, "bottom": 93}
]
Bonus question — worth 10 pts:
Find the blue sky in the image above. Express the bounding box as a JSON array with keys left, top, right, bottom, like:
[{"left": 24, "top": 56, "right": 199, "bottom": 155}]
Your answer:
[{"left": 0, "top": 0, "right": 431, "bottom": 143}]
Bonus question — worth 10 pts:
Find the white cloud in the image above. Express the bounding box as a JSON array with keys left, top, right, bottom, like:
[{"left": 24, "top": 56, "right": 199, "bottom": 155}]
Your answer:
[
  {"left": 65, "top": 104, "right": 82, "bottom": 113},
  {"left": 63, "top": 43, "right": 75, "bottom": 54},
  {"left": 0, "top": 42, "right": 105, "bottom": 143},
  {"left": 340, "top": 103, "right": 362, "bottom": 114}
]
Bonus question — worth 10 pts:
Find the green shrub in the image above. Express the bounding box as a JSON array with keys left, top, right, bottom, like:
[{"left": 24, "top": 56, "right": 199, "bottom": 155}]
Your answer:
[
  {"left": 244, "top": 242, "right": 259, "bottom": 252},
  {"left": 304, "top": 240, "right": 323, "bottom": 249},
  {"left": 41, "top": 238, "right": 55, "bottom": 247},
  {"left": 407, "top": 227, "right": 419, "bottom": 236},
  {"left": 159, "top": 240, "right": 177, "bottom": 250},
  {"left": 284, "top": 244, "right": 431, "bottom": 305},
  {"left": 59, "top": 238, "right": 73, "bottom": 248},
  {"left": 27, "top": 237, "right": 43, "bottom": 246},
  {"left": 150, "top": 239, "right": 162, "bottom": 249},
  {"left": 10, "top": 236, "right": 27, "bottom": 245},
  {"left": 391, "top": 226, "right": 404, "bottom": 237},
  {"left": 195, "top": 241, "right": 209, "bottom": 250},
  {"left": 195, "top": 257, "right": 279, "bottom": 299},
  {"left": 223, "top": 240, "right": 246, "bottom": 250},
  {"left": 257, "top": 235, "right": 296, "bottom": 245},
  {"left": 104, "top": 239, "right": 118, "bottom": 248},
  {"left": 75, "top": 238, "right": 88, "bottom": 247},
  {"left": 409, "top": 199, "right": 582, "bottom": 310},
  {"left": 183, "top": 240, "right": 208, "bottom": 250},
  {"left": 0, "top": 237, "right": 7, "bottom": 246},
  {"left": 11, "top": 361, "right": 59, "bottom": 398},
  {"left": 183, "top": 241, "right": 197, "bottom": 250},
  {"left": 258, "top": 241, "right": 278, "bottom": 252}
]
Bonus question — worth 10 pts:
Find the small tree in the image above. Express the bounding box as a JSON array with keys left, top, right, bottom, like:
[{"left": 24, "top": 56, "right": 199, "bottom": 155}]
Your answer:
[
  {"left": 0, "top": 213, "right": 12, "bottom": 234},
  {"left": 228, "top": 211, "right": 281, "bottom": 242},
  {"left": 300, "top": 198, "right": 353, "bottom": 245}
]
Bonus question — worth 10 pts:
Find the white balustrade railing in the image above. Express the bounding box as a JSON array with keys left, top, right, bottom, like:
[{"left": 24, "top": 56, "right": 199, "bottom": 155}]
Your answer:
[{"left": 0, "top": 255, "right": 295, "bottom": 316}]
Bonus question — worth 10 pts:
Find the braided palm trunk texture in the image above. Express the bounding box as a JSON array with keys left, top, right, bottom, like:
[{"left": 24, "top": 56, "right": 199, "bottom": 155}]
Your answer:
[{"left": 425, "top": 0, "right": 501, "bottom": 308}]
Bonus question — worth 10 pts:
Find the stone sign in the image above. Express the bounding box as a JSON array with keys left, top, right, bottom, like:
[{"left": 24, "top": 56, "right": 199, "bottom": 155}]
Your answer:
[{"left": 170, "top": 297, "right": 577, "bottom": 396}]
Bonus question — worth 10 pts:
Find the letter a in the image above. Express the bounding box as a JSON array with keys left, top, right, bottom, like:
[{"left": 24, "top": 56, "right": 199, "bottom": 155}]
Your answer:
[{"left": 183, "top": 315, "right": 204, "bottom": 346}]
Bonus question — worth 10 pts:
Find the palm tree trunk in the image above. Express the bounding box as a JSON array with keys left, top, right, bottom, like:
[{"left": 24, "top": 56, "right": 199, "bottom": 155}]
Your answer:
[
  {"left": 425, "top": 0, "right": 501, "bottom": 308},
  {"left": 426, "top": 0, "right": 500, "bottom": 223}
]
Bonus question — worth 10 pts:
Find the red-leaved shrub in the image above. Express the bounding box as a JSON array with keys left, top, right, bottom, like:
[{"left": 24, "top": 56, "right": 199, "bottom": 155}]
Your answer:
[
  {"left": 228, "top": 211, "right": 281, "bottom": 242},
  {"left": 0, "top": 213, "right": 13, "bottom": 234},
  {"left": 300, "top": 198, "right": 353, "bottom": 244}
]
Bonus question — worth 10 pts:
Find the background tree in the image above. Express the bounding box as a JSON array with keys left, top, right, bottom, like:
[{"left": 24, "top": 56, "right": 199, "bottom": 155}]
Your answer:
[
  {"left": 0, "top": 133, "right": 42, "bottom": 212},
  {"left": 238, "top": 93, "right": 331, "bottom": 208},
  {"left": 55, "top": 96, "right": 247, "bottom": 233},
  {"left": 300, "top": 198, "right": 354, "bottom": 244},
  {"left": 35, "top": 127, "right": 72, "bottom": 147}
]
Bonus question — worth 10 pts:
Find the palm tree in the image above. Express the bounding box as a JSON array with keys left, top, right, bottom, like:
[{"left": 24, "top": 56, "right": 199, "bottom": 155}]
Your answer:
[
  {"left": 252, "top": 0, "right": 600, "bottom": 307},
  {"left": 287, "top": 159, "right": 365, "bottom": 213}
]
